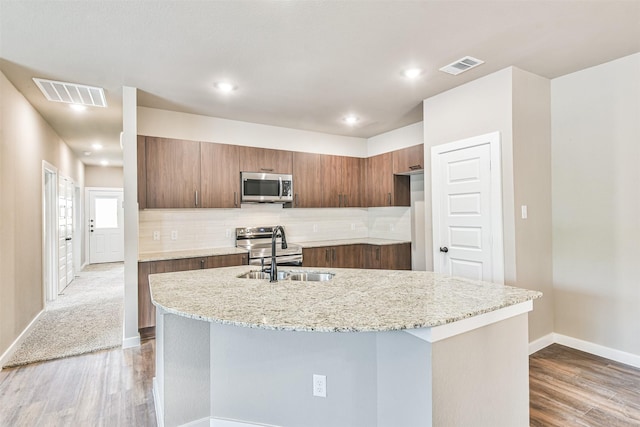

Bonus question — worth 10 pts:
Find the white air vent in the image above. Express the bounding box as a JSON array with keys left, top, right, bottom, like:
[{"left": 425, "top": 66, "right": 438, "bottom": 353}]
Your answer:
[
  {"left": 33, "top": 78, "right": 107, "bottom": 107},
  {"left": 439, "top": 56, "right": 485, "bottom": 76}
]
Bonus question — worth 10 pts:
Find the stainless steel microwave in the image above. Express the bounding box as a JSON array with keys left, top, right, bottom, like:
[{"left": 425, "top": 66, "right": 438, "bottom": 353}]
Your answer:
[{"left": 240, "top": 172, "right": 294, "bottom": 203}]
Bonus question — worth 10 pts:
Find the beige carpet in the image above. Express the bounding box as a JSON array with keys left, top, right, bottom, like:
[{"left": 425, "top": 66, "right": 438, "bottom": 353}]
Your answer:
[{"left": 3, "top": 262, "right": 124, "bottom": 368}]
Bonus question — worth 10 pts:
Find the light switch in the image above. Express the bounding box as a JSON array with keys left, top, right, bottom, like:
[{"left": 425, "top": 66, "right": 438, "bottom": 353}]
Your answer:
[{"left": 521, "top": 205, "right": 528, "bottom": 220}]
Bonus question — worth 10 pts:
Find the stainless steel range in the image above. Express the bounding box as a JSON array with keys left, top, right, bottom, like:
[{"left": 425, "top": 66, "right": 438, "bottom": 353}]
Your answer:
[{"left": 236, "top": 226, "right": 303, "bottom": 267}]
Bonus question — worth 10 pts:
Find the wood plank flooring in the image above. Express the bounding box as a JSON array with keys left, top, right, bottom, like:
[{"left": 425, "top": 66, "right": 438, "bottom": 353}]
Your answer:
[
  {"left": 0, "top": 339, "right": 156, "bottom": 427},
  {"left": 2, "top": 341, "right": 639, "bottom": 426},
  {"left": 530, "top": 344, "right": 640, "bottom": 427}
]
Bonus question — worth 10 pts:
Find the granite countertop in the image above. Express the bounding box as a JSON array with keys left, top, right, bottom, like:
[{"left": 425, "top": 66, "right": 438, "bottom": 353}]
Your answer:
[
  {"left": 298, "top": 238, "right": 410, "bottom": 248},
  {"left": 149, "top": 266, "right": 542, "bottom": 333},
  {"left": 139, "top": 247, "right": 247, "bottom": 262}
]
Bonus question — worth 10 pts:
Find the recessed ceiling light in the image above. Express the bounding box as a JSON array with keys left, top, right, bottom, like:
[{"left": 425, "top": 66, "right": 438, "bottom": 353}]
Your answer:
[
  {"left": 70, "top": 104, "right": 87, "bottom": 112},
  {"left": 83, "top": 151, "right": 92, "bottom": 156},
  {"left": 402, "top": 68, "right": 423, "bottom": 79},
  {"left": 100, "top": 160, "right": 109, "bottom": 166},
  {"left": 343, "top": 115, "right": 359, "bottom": 125},
  {"left": 92, "top": 143, "right": 103, "bottom": 150},
  {"left": 214, "top": 82, "right": 236, "bottom": 93}
]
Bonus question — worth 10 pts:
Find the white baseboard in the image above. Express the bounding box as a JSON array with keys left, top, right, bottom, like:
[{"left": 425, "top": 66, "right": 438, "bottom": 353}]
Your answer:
[
  {"left": 122, "top": 334, "right": 140, "bottom": 349},
  {"left": 554, "top": 333, "right": 640, "bottom": 369},
  {"left": 0, "top": 309, "right": 45, "bottom": 371},
  {"left": 528, "top": 332, "right": 555, "bottom": 355},
  {"left": 153, "top": 377, "right": 164, "bottom": 427}
]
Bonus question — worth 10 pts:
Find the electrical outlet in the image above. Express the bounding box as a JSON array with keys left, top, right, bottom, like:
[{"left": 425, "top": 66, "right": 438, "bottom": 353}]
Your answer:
[
  {"left": 313, "top": 374, "right": 326, "bottom": 398},
  {"left": 312, "top": 224, "right": 318, "bottom": 233},
  {"left": 351, "top": 223, "right": 356, "bottom": 231},
  {"left": 225, "top": 229, "right": 231, "bottom": 238},
  {"left": 153, "top": 231, "right": 160, "bottom": 241},
  {"left": 171, "top": 230, "right": 178, "bottom": 240}
]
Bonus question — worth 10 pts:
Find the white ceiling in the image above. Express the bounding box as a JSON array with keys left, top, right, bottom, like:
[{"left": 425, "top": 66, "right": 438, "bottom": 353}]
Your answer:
[{"left": 1, "top": 1, "right": 639, "bottom": 166}]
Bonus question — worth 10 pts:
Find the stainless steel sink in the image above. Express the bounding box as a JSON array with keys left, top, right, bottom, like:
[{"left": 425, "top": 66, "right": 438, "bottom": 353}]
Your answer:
[
  {"left": 237, "top": 270, "right": 334, "bottom": 282},
  {"left": 287, "top": 272, "right": 335, "bottom": 282},
  {"left": 237, "top": 270, "right": 290, "bottom": 280}
]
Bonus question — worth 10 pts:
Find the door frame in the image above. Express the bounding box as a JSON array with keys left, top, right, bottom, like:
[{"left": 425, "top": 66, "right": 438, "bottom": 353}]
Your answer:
[
  {"left": 42, "top": 161, "right": 58, "bottom": 303},
  {"left": 84, "top": 187, "right": 124, "bottom": 264},
  {"left": 431, "top": 131, "right": 505, "bottom": 284}
]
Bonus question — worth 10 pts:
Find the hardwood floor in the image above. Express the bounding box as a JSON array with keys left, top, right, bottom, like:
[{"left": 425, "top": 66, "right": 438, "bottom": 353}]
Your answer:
[
  {"left": 0, "top": 339, "right": 156, "bottom": 427},
  {"left": 2, "top": 341, "right": 639, "bottom": 426},
  {"left": 530, "top": 344, "right": 640, "bottom": 427}
]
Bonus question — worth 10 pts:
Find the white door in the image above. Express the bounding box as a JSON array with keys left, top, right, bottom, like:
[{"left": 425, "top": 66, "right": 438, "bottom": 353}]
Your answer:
[
  {"left": 431, "top": 132, "right": 504, "bottom": 284},
  {"left": 58, "top": 176, "right": 75, "bottom": 292},
  {"left": 89, "top": 190, "right": 124, "bottom": 263}
]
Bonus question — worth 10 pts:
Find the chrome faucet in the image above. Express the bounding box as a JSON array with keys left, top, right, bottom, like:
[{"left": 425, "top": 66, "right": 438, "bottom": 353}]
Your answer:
[{"left": 270, "top": 225, "right": 288, "bottom": 282}]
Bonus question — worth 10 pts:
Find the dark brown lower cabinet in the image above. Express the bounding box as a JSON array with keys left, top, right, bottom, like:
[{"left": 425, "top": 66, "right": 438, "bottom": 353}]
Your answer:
[
  {"left": 138, "top": 253, "right": 247, "bottom": 336},
  {"left": 302, "top": 243, "right": 410, "bottom": 270}
]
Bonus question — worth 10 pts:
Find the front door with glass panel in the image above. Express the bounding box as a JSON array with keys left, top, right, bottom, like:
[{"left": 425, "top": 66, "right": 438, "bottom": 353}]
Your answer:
[{"left": 89, "top": 190, "right": 124, "bottom": 263}]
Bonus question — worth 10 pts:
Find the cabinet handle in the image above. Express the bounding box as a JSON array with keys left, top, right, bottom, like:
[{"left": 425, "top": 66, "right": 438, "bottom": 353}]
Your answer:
[
  {"left": 344, "top": 195, "right": 348, "bottom": 207},
  {"left": 325, "top": 249, "right": 330, "bottom": 263},
  {"left": 409, "top": 165, "right": 422, "bottom": 170},
  {"left": 200, "top": 259, "right": 205, "bottom": 269},
  {"left": 332, "top": 248, "right": 336, "bottom": 262},
  {"left": 387, "top": 192, "right": 392, "bottom": 205},
  {"left": 295, "top": 193, "right": 299, "bottom": 207},
  {"left": 234, "top": 191, "right": 238, "bottom": 207},
  {"left": 195, "top": 190, "right": 199, "bottom": 207},
  {"left": 376, "top": 248, "right": 380, "bottom": 261},
  {"left": 260, "top": 168, "right": 274, "bottom": 172},
  {"left": 339, "top": 194, "right": 343, "bottom": 207}
]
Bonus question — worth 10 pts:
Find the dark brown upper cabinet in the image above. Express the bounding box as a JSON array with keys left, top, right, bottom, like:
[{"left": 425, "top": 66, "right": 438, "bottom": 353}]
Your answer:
[{"left": 393, "top": 144, "right": 425, "bottom": 174}]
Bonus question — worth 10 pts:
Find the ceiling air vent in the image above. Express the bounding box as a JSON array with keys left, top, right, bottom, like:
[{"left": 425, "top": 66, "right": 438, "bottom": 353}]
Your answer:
[
  {"left": 33, "top": 78, "right": 107, "bottom": 107},
  {"left": 439, "top": 56, "right": 484, "bottom": 76}
]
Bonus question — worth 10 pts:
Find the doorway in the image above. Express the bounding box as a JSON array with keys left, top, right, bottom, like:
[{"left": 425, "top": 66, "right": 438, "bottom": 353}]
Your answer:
[
  {"left": 431, "top": 131, "right": 504, "bottom": 284},
  {"left": 88, "top": 189, "right": 124, "bottom": 264}
]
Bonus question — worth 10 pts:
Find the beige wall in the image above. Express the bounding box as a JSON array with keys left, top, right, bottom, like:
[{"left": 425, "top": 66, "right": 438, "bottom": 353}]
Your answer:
[
  {"left": 422, "top": 67, "right": 554, "bottom": 342},
  {"left": 552, "top": 53, "right": 640, "bottom": 356},
  {"left": 0, "top": 71, "right": 84, "bottom": 357},
  {"left": 85, "top": 165, "right": 123, "bottom": 188}
]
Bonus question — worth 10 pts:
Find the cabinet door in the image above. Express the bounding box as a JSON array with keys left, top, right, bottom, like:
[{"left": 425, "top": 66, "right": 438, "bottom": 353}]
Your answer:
[
  {"left": 321, "top": 155, "right": 342, "bottom": 208},
  {"left": 332, "top": 244, "right": 363, "bottom": 268},
  {"left": 151, "top": 258, "right": 203, "bottom": 273},
  {"left": 393, "top": 144, "right": 425, "bottom": 174},
  {"left": 206, "top": 253, "right": 248, "bottom": 268},
  {"left": 145, "top": 137, "right": 201, "bottom": 208},
  {"left": 380, "top": 243, "right": 412, "bottom": 270},
  {"left": 201, "top": 142, "right": 240, "bottom": 208},
  {"left": 293, "top": 152, "right": 323, "bottom": 208},
  {"left": 341, "top": 156, "right": 366, "bottom": 208},
  {"left": 239, "top": 146, "right": 293, "bottom": 174},
  {"left": 137, "top": 136, "right": 147, "bottom": 209},
  {"left": 366, "top": 152, "right": 393, "bottom": 207},
  {"left": 138, "top": 262, "right": 153, "bottom": 329},
  {"left": 364, "top": 245, "right": 382, "bottom": 269},
  {"left": 302, "top": 247, "right": 333, "bottom": 267}
]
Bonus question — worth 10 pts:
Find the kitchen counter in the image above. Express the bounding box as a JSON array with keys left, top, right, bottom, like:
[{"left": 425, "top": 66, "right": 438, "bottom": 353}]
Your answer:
[
  {"left": 149, "top": 266, "right": 540, "bottom": 332},
  {"left": 151, "top": 266, "right": 541, "bottom": 427},
  {"left": 138, "top": 246, "right": 247, "bottom": 262}
]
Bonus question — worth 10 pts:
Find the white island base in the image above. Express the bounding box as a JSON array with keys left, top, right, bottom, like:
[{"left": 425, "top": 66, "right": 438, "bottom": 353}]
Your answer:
[{"left": 154, "top": 301, "right": 532, "bottom": 427}]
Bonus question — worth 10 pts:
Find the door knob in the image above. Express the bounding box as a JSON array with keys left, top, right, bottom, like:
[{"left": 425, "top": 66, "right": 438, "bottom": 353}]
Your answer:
[{"left": 439, "top": 246, "right": 449, "bottom": 253}]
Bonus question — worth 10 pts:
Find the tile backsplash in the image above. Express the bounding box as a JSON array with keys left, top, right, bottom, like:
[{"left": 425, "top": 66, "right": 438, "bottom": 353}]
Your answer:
[{"left": 138, "top": 204, "right": 411, "bottom": 253}]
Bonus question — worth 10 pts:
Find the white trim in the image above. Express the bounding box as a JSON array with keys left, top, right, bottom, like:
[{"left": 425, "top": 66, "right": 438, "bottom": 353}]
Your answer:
[
  {"left": 431, "top": 131, "right": 504, "bottom": 285},
  {"left": 554, "top": 333, "right": 640, "bottom": 369},
  {"left": 209, "top": 418, "right": 282, "bottom": 427},
  {"left": 153, "top": 377, "right": 164, "bottom": 427},
  {"left": 528, "top": 332, "right": 554, "bottom": 355},
  {"left": 41, "top": 161, "right": 58, "bottom": 305},
  {"left": 405, "top": 301, "right": 532, "bottom": 343},
  {"left": 122, "top": 334, "right": 140, "bottom": 349},
  {"left": 0, "top": 310, "right": 45, "bottom": 370}
]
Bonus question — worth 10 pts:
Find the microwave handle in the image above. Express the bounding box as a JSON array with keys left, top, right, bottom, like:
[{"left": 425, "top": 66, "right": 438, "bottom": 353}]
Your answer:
[{"left": 278, "top": 177, "right": 283, "bottom": 198}]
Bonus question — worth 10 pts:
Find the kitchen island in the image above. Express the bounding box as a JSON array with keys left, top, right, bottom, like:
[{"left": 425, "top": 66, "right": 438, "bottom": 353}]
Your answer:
[{"left": 150, "top": 266, "right": 541, "bottom": 427}]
